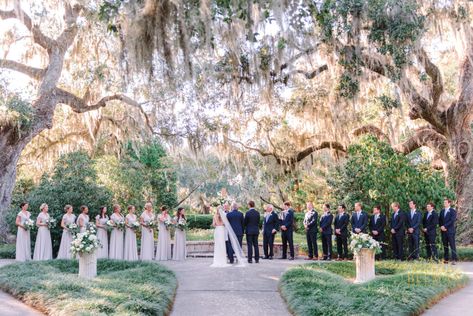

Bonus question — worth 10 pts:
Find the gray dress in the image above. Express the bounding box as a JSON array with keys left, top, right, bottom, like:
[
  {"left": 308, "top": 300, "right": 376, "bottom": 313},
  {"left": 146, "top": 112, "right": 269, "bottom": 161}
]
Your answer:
[
  {"left": 96, "top": 215, "right": 109, "bottom": 259},
  {"left": 33, "top": 212, "right": 53, "bottom": 261},
  {"left": 57, "top": 213, "right": 76, "bottom": 259},
  {"left": 109, "top": 213, "right": 124, "bottom": 260},
  {"left": 15, "top": 211, "right": 31, "bottom": 262},
  {"left": 172, "top": 216, "right": 187, "bottom": 261},
  {"left": 124, "top": 214, "right": 138, "bottom": 261},
  {"left": 155, "top": 214, "right": 172, "bottom": 261},
  {"left": 140, "top": 211, "right": 155, "bottom": 261}
]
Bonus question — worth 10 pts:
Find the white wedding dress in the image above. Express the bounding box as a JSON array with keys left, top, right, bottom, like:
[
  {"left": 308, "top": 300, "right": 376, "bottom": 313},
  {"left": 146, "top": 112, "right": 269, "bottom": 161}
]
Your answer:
[{"left": 211, "top": 208, "right": 246, "bottom": 268}]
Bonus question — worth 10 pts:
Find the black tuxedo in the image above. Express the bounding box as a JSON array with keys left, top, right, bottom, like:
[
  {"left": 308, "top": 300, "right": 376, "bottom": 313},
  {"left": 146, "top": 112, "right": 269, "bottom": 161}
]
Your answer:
[
  {"left": 369, "top": 214, "right": 386, "bottom": 259},
  {"left": 390, "top": 210, "right": 406, "bottom": 260},
  {"left": 423, "top": 210, "right": 438, "bottom": 260},
  {"left": 304, "top": 210, "right": 318, "bottom": 259},
  {"left": 263, "top": 211, "right": 279, "bottom": 258},
  {"left": 281, "top": 209, "right": 295, "bottom": 259},
  {"left": 439, "top": 207, "right": 457, "bottom": 261},
  {"left": 244, "top": 208, "right": 261, "bottom": 262},
  {"left": 226, "top": 209, "right": 244, "bottom": 263},
  {"left": 406, "top": 209, "right": 421, "bottom": 260},
  {"left": 351, "top": 211, "right": 368, "bottom": 233},
  {"left": 334, "top": 213, "right": 349, "bottom": 259},
  {"left": 319, "top": 213, "right": 333, "bottom": 260}
]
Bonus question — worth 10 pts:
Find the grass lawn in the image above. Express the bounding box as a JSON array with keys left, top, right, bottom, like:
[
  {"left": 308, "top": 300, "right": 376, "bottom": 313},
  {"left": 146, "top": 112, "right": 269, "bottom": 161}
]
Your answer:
[
  {"left": 0, "top": 259, "right": 177, "bottom": 315},
  {"left": 279, "top": 261, "right": 468, "bottom": 316}
]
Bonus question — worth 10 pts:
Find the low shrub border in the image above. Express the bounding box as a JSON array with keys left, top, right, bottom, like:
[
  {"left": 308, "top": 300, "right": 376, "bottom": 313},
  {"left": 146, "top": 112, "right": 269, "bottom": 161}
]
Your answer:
[{"left": 0, "top": 259, "right": 177, "bottom": 315}]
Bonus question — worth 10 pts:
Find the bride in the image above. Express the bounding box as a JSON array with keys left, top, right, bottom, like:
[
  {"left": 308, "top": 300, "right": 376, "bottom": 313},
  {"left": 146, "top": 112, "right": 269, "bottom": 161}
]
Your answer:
[{"left": 210, "top": 206, "right": 245, "bottom": 267}]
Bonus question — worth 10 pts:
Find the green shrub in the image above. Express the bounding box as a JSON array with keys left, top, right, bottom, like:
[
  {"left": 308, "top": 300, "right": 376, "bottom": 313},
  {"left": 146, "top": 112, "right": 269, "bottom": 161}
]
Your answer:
[
  {"left": 187, "top": 214, "right": 214, "bottom": 229},
  {"left": 0, "top": 259, "right": 177, "bottom": 315},
  {"left": 0, "top": 244, "right": 15, "bottom": 259},
  {"left": 280, "top": 261, "right": 468, "bottom": 316}
]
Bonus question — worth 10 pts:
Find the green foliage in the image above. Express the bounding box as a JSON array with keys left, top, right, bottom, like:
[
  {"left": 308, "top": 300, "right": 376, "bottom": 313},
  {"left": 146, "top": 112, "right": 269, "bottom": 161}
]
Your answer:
[
  {"left": 8, "top": 151, "right": 112, "bottom": 254},
  {"left": 0, "top": 244, "right": 16, "bottom": 259},
  {"left": 0, "top": 260, "right": 176, "bottom": 316},
  {"left": 328, "top": 135, "right": 454, "bottom": 213},
  {"left": 280, "top": 261, "right": 468, "bottom": 316},
  {"left": 375, "top": 94, "right": 401, "bottom": 113},
  {"left": 0, "top": 95, "right": 33, "bottom": 137}
]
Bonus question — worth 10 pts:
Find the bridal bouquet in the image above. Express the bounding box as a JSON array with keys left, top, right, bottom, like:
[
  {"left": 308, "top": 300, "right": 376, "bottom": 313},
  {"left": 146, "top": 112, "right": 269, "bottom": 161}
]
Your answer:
[
  {"left": 349, "top": 233, "right": 382, "bottom": 254},
  {"left": 70, "top": 226, "right": 101, "bottom": 255},
  {"left": 24, "top": 219, "right": 35, "bottom": 231},
  {"left": 46, "top": 218, "right": 57, "bottom": 229},
  {"left": 66, "top": 223, "right": 79, "bottom": 236}
]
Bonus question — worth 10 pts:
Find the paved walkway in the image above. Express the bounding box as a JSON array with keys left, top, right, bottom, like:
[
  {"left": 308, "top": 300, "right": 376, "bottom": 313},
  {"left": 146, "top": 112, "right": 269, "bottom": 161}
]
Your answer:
[
  {"left": 161, "top": 258, "right": 305, "bottom": 316},
  {"left": 0, "top": 260, "right": 43, "bottom": 316},
  {"left": 423, "top": 262, "right": 473, "bottom": 315}
]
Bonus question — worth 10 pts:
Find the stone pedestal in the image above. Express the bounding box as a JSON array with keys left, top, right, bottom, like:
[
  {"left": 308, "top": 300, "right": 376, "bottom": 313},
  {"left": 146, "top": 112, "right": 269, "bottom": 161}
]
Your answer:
[
  {"left": 78, "top": 251, "right": 97, "bottom": 279},
  {"left": 354, "top": 248, "right": 375, "bottom": 283}
]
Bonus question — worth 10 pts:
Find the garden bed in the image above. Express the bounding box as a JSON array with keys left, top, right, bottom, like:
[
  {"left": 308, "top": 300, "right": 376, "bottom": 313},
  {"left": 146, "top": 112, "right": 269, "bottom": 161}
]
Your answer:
[
  {"left": 0, "top": 259, "right": 177, "bottom": 315},
  {"left": 279, "top": 261, "right": 468, "bottom": 316}
]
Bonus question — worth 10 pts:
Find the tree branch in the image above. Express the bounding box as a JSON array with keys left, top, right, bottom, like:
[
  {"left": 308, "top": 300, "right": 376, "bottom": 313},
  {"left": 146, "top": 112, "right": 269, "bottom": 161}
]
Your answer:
[
  {"left": 418, "top": 48, "right": 443, "bottom": 107},
  {"left": 259, "top": 196, "right": 283, "bottom": 210},
  {"left": 394, "top": 127, "right": 448, "bottom": 160},
  {"left": 351, "top": 125, "right": 390, "bottom": 143},
  {"left": 0, "top": 59, "right": 45, "bottom": 79}
]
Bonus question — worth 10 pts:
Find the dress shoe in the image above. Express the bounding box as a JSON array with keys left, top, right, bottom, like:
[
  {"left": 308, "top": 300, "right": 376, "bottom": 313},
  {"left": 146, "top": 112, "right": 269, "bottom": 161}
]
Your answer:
[
  {"left": 269, "top": 256, "right": 273, "bottom": 260},
  {"left": 255, "top": 260, "right": 259, "bottom": 263},
  {"left": 312, "top": 257, "right": 319, "bottom": 261},
  {"left": 289, "top": 257, "right": 294, "bottom": 260},
  {"left": 263, "top": 256, "right": 269, "bottom": 259},
  {"left": 248, "top": 260, "right": 253, "bottom": 263},
  {"left": 305, "top": 257, "right": 313, "bottom": 260},
  {"left": 281, "top": 257, "right": 287, "bottom": 260}
]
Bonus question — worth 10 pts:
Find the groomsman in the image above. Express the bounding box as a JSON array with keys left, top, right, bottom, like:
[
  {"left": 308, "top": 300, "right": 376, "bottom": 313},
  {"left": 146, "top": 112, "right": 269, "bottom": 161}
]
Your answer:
[
  {"left": 334, "top": 204, "right": 349, "bottom": 260},
  {"left": 390, "top": 202, "right": 406, "bottom": 260},
  {"left": 262, "top": 204, "right": 279, "bottom": 260},
  {"left": 244, "top": 201, "right": 260, "bottom": 263},
  {"left": 423, "top": 202, "right": 439, "bottom": 261},
  {"left": 303, "top": 202, "right": 319, "bottom": 260},
  {"left": 319, "top": 204, "right": 333, "bottom": 261},
  {"left": 280, "top": 201, "right": 295, "bottom": 260},
  {"left": 351, "top": 202, "right": 368, "bottom": 233},
  {"left": 369, "top": 205, "right": 386, "bottom": 260},
  {"left": 406, "top": 200, "right": 421, "bottom": 260},
  {"left": 439, "top": 198, "right": 457, "bottom": 264}
]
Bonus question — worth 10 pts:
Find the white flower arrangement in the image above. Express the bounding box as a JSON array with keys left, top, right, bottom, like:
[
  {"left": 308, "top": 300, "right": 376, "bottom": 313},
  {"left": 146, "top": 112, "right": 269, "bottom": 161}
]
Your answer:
[
  {"left": 164, "top": 218, "right": 174, "bottom": 229},
  {"left": 145, "top": 220, "right": 155, "bottom": 229},
  {"left": 46, "top": 218, "right": 57, "bottom": 229},
  {"left": 176, "top": 218, "right": 187, "bottom": 231},
  {"left": 349, "top": 233, "right": 382, "bottom": 254},
  {"left": 130, "top": 221, "right": 141, "bottom": 231},
  {"left": 70, "top": 225, "right": 101, "bottom": 255},
  {"left": 66, "top": 223, "right": 79, "bottom": 236},
  {"left": 24, "top": 219, "right": 35, "bottom": 231},
  {"left": 107, "top": 220, "right": 125, "bottom": 231}
]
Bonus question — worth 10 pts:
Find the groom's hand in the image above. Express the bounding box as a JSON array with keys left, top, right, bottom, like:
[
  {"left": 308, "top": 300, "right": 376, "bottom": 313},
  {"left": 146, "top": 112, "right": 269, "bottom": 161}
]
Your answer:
[
  {"left": 272, "top": 229, "right": 277, "bottom": 234},
  {"left": 281, "top": 225, "right": 286, "bottom": 231}
]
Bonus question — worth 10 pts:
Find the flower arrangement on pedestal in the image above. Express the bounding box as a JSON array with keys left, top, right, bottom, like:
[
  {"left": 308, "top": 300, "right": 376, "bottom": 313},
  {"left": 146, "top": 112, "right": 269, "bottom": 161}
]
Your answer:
[
  {"left": 70, "top": 226, "right": 101, "bottom": 256},
  {"left": 349, "top": 233, "right": 382, "bottom": 254}
]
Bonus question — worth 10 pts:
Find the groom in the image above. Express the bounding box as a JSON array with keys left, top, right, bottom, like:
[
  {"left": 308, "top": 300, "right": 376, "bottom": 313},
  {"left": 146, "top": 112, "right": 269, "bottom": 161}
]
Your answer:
[{"left": 226, "top": 202, "right": 244, "bottom": 264}]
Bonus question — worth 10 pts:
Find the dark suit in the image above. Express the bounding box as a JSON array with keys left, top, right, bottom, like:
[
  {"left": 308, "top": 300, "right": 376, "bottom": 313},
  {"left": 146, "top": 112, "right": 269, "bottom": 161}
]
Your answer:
[
  {"left": 244, "top": 208, "right": 261, "bottom": 262},
  {"left": 439, "top": 207, "right": 457, "bottom": 261},
  {"left": 390, "top": 210, "right": 406, "bottom": 260},
  {"left": 320, "top": 212, "right": 333, "bottom": 260},
  {"left": 263, "top": 211, "right": 279, "bottom": 258},
  {"left": 351, "top": 211, "right": 368, "bottom": 233},
  {"left": 406, "top": 209, "right": 421, "bottom": 260},
  {"left": 304, "top": 210, "right": 318, "bottom": 259},
  {"left": 226, "top": 209, "right": 244, "bottom": 263},
  {"left": 281, "top": 209, "right": 295, "bottom": 259},
  {"left": 369, "top": 214, "right": 386, "bottom": 259},
  {"left": 334, "top": 213, "right": 349, "bottom": 259},
  {"left": 423, "top": 210, "right": 438, "bottom": 260}
]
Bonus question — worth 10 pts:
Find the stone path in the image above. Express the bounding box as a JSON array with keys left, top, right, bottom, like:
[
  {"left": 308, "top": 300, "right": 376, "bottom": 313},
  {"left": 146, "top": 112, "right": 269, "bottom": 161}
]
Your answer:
[
  {"left": 0, "top": 260, "right": 43, "bottom": 316},
  {"left": 161, "top": 258, "right": 305, "bottom": 316},
  {"left": 423, "top": 262, "right": 473, "bottom": 315}
]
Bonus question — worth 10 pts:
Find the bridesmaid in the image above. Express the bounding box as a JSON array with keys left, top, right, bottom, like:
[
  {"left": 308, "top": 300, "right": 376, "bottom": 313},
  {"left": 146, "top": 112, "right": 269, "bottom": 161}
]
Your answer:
[
  {"left": 15, "top": 202, "right": 31, "bottom": 262},
  {"left": 33, "top": 203, "right": 53, "bottom": 261},
  {"left": 109, "top": 204, "right": 124, "bottom": 260},
  {"left": 77, "top": 205, "right": 89, "bottom": 233},
  {"left": 140, "top": 202, "right": 155, "bottom": 261},
  {"left": 172, "top": 207, "right": 187, "bottom": 261},
  {"left": 155, "top": 205, "right": 172, "bottom": 261},
  {"left": 95, "top": 206, "right": 109, "bottom": 259},
  {"left": 57, "top": 205, "right": 76, "bottom": 259},
  {"left": 124, "top": 205, "right": 138, "bottom": 261}
]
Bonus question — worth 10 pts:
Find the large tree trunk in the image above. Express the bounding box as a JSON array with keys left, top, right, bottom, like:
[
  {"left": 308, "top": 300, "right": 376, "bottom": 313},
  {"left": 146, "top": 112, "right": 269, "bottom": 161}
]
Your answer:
[{"left": 0, "top": 128, "right": 29, "bottom": 240}]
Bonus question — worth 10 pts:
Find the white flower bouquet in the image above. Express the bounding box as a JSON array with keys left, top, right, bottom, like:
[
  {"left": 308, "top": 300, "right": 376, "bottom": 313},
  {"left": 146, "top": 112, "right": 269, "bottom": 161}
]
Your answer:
[
  {"left": 164, "top": 218, "right": 174, "bottom": 229},
  {"left": 144, "top": 220, "right": 155, "bottom": 229},
  {"left": 130, "top": 222, "right": 141, "bottom": 231},
  {"left": 46, "top": 218, "right": 57, "bottom": 229},
  {"left": 349, "top": 233, "right": 382, "bottom": 254},
  {"left": 70, "top": 226, "right": 101, "bottom": 255},
  {"left": 87, "top": 223, "right": 97, "bottom": 233},
  {"left": 176, "top": 218, "right": 187, "bottom": 231},
  {"left": 66, "top": 223, "right": 79, "bottom": 236},
  {"left": 106, "top": 220, "right": 115, "bottom": 230},
  {"left": 115, "top": 220, "right": 126, "bottom": 231},
  {"left": 24, "top": 219, "right": 35, "bottom": 231}
]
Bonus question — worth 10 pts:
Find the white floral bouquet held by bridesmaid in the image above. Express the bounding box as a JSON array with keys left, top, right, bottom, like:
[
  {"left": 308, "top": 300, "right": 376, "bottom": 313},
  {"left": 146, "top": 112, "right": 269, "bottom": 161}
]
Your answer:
[
  {"left": 46, "top": 218, "right": 57, "bottom": 229},
  {"left": 130, "top": 222, "right": 141, "bottom": 231},
  {"left": 24, "top": 219, "right": 35, "bottom": 231},
  {"left": 164, "top": 218, "right": 173, "bottom": 229},
  {"left": 349, "top": 233, "right": 382, "bottom": 254},
  {"left": 70, "top": 226, "right": 101, "bottom": 255},
  {"left": 66, "top": 223, "right": 80, "bottom": 236},
  {"left": 176, "top": 218, "right": 187, "bottom": 231}
]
